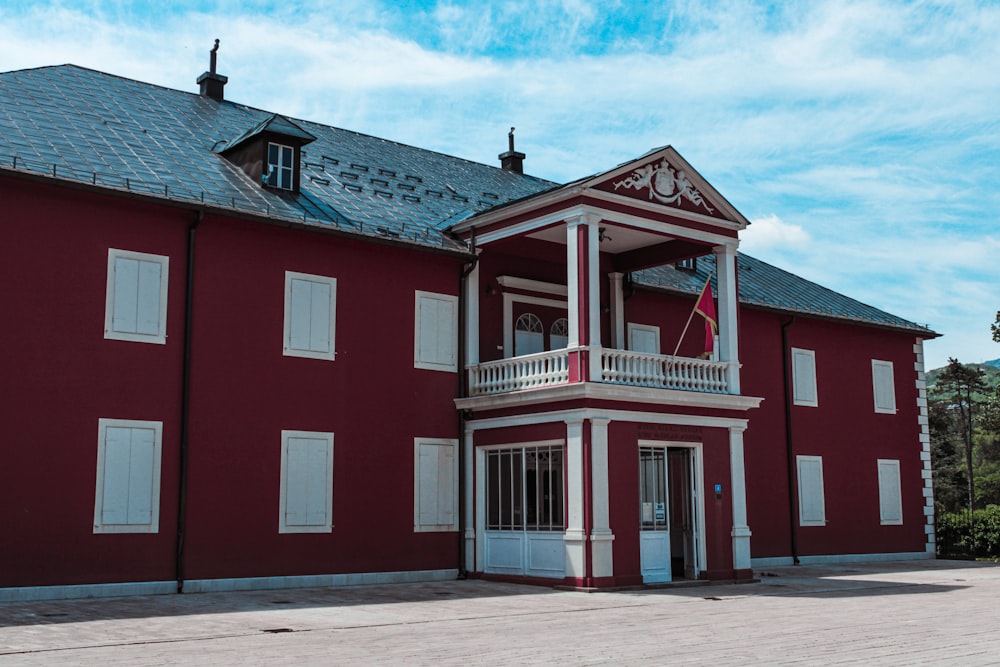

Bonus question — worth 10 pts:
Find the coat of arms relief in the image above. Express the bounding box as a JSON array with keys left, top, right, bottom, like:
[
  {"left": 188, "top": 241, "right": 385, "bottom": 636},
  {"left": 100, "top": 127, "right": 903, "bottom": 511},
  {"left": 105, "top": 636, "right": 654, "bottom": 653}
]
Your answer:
[{"left": 612, "top": 159, "right": 714, "bottom": 214}]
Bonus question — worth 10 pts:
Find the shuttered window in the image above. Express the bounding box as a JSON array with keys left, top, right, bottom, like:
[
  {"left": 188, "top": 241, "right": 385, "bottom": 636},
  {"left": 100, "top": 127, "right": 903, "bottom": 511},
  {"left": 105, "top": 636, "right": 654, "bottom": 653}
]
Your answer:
[
  {"left": 791, "top": 348, "right": 818, "bottom": 407},
  {"left": 796, "top": 455, "right": 826, "bottom": 526},
  {"left": 283, "top": 272, "right": 337, "bottom": 361},
  {"left": 414, "top": 291, "right": 458, "bottom": 371},
  {"left": 105, "top": 249, "right": 169, "bottom": 344},
  {"left": 872, "top": 360, "right": 897, "bottom": 414},
  {"left": 414, "top": 438, "right": 459, "bottom": 532},
  {"left": 94, "top": 419, "right": 162, "bottom": 533},
  {"left": 878, "top": 459, "right": 903, "bottom": 525},
  {"left": 279, "top": 431, "right": 334, "bottom": 533}
]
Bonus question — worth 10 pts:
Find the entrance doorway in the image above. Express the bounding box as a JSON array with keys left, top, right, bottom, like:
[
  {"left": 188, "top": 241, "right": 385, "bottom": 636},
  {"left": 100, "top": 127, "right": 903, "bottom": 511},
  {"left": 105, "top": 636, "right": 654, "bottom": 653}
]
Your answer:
[{"left": 638, "top": 443, "right": 702, "bottom": 583}]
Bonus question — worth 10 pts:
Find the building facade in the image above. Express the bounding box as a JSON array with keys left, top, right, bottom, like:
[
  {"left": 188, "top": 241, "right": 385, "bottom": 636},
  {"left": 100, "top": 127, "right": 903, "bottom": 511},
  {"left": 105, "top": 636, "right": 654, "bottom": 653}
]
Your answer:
[{"left": 0, "top": 61, "right": 936, "bottom": 600}]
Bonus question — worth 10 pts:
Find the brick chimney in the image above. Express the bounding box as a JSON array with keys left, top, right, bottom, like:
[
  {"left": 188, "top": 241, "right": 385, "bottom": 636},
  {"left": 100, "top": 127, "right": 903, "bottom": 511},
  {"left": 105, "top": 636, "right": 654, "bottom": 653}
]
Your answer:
[
  {"left": 197, "top": 39, "right": 228, "bottom": 101},
  {"left": 498, "top": 127, "right": 525, "bottom": 174}
]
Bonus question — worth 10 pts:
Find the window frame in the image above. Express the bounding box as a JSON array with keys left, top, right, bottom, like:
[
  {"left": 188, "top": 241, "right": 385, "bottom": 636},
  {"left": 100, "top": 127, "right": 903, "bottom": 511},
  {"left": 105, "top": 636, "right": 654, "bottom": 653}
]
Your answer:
[
  {"left": 104, "top": 248, "right": 169, "bottom": 345},
  {"left": 413, "top": 438, "right": 460, "bottom": 532},
  {"left": 872, "top": 359, "right": 897, "bottom": 414},
  {"left": 93, "top": 418, "right": 163, "bottom": 534},
  {"left": 279, "top": 430, "right": 335, "bottom": 534},
  {"left": 627, "top": 322, "right": 661, "bottom": 354},
  {"left": 283, "top": 271, "right": 337, "bottom": 361},
  {"left": 791, "top": 347, "right": 818, "bottom": 407},
  {"left": 796, "top": 454, "right": 827, "bottom": 527},
  {"left": 877, "top": 458, "right": 904, "bottom": 525},
  {"left": 266, "top": 141, "right": 295, "bottom": 191},
  {"left": 414, "top": 290, "right": 459, "bottom": 372}
]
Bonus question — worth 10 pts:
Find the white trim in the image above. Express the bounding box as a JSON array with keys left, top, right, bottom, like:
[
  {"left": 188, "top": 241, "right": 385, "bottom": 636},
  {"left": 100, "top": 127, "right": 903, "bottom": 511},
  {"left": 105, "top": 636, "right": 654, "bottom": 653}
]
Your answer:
[
  {"left": 279, "top": 430, "right": 334, "bottom": 534},
  {"left": 791, "top": 347, "right": 818, "bottom": 407},
  {"left": 877, "top": 458, "right": 904, "bottom": 525},
  {"left": 185, "top": 569, "right": 459, "bottom": 593},
  {"left": 414, "top": 290, "right": 459, "bottom": 372},
  {"left": 94, "top": 418, "right": 163, "bottom": 534},
  {"left": 0, "top": 581, "right": 176, "bottom": 602},
  {"left": 104, "top": 248, "right": 169, "bottom": 345},
  {"left": 502, "top": 292, "right": 568, "bottom": 358},
  {"left": 565, "top": 420, "right": 586, "bottom": 579},
  {"left": 413, "top": 437, "right": 460, "bottom": 532},
  {"left": 752, "top": 551, "right": 933, "bottom": 569},
  {"left": 586, "top": 221, "right": 602, "bottom": 382},
  {"left": 729, "top": 427, "right": 752, "bottom": 570},
  {"left": 913, "top": 338, "right": 935, "bottom": 553},
  {"left": 283, "top": 271, "right": 337, "bottom": 361},
  {"left": 497, "top": 275, "right": 567, "bottom": 296},
  {"left": 638, "top": 439, "right": 707, "bottom": 580},
  {"left": 796, "top": 455, "right": 827, "bottom": 527},
  {"left": 466, "top": 263, "right": 480, "bottom": 366},
  {"left": 463, "top": 430, "right": 476, "bottom": 570},
  {"left": 463, "top": 406, "right": 750, "bottom": 433},
  {"left": 872, "top": 359, "right": 897, "bottom": 414},
  {"left": 609, "top": 273, "right": 625, "bottom": 350},
  {"left": 627, "top": 322, "right": 661, "bottom": 354},
  {"left": 714, "top": 245, "right": 741, "bottom": 394},
  {"left": 473, "top": 203, "right": 739, "bottom": 248},
  {"left": 455, "top": 380, "right": 764, "bottom": 413},
  {"left": 590, "top": 419, "right": 615, "bottom": 578}
]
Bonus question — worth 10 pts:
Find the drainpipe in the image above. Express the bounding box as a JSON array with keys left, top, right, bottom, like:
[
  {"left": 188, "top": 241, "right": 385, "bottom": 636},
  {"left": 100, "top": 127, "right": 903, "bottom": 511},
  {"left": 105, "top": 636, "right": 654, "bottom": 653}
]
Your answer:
[
  {"left": 781, "top": 315, "right": 800, "bottom": 565},
  {"left": 176, "top": 210, "right": 202, "bottom": 592},
  {"left": 456, "top": 230, "right": 478, "bottom": 579}
]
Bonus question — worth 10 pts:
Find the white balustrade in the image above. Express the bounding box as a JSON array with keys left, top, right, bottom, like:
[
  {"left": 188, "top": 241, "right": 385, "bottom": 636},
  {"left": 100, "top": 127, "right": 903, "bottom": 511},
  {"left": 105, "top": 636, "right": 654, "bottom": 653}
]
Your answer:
[
  {"left": 601, "top": 349, "right": 729, "bottom": 394},
  {"left": 468, "top": 349, "right": 570, "bottom": 395},
  {"left": 468, "top": 348, "right": 730, "bottom": 396}
]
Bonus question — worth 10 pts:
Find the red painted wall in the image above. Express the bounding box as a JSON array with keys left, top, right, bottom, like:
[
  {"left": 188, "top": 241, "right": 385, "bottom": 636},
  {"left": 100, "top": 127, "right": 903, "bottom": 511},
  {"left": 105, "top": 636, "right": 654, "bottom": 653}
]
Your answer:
[
  {"left": 1, "top": 178, "right": 466, "bottom": 587},
  {"left": 1, "top": 180, "right": 185, "bottom": 586}
]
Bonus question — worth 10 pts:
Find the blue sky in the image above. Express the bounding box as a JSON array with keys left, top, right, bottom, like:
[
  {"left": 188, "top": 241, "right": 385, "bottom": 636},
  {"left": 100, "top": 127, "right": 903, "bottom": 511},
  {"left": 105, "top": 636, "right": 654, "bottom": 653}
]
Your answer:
[{"left": 2, "top": 0, "right": 998, "bottom": 369}]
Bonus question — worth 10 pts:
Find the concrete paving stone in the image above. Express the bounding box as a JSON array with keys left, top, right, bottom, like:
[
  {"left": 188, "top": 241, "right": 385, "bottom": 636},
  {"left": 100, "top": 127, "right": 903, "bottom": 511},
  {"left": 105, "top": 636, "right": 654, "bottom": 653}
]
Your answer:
[{"left": 0, "top": 560, "right": 998, "bottom": 665}]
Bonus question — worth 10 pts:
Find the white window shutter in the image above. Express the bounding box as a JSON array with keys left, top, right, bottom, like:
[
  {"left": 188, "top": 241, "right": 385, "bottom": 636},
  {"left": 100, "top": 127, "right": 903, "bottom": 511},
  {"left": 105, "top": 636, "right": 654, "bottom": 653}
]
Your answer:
[
  {"left": 126, "top": 428, "right": 156, "bottom": 524},
  {"left": 437, "top": 444, "right": 456, "bottom": 526},
  {"left": 417, "top": 295, "right": 440, "bottom": 363},
  {"left": 284, "top": 437, "right": 311, "bottom": 526},
  {"left": 288, "top": 278, "right": 313, "bottom": 351},
  {"left": 309, "top": 281, "right": 331, "bottom": 354},
  {"left": 415, "top": 292, "right": 458, "bottom": 371},
  {"left": 417, "top": 445, "right": 440, "bottom": 526},
  {"left": 629, "top": 326, "right": 659, "bottom": 354},
  {"left": 878, "top": 459, "right": 903, "bottom": 524},
  {"left": 434, "top": 298, "right": 456, "bottom": 367},
  {"left": 797, "top": 456, "right": 826, "bottom": 526},
  {"left": 112, "top": 257, "right": 139, "bottom": 333},
  {"left": 101, "top": 426, "right": 133, "bottom": 524},
  {"left": 279, "top": 430, "right": 334, "bottom": 533},
  {"left": 303, "top": 439, "right": 330, "bottom": 526},
  {"left": 135, "top": 260, "right": 162, "bottom": 335},
  {"left": 873, "top": 361, "right": 896, "bottom": 413},
  {"left": 792, "top": 349, "right": 818, "bottom": 406}
]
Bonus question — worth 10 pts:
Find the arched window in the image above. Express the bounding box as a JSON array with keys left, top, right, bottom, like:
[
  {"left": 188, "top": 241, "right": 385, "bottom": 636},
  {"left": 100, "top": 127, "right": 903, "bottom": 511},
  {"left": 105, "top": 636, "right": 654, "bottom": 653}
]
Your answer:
[
  {"left": 550, "top": 318, "right": 569, "bottom": 349},
  {"left": 515, "top": 313, "right": 544, "bottom": 356}
]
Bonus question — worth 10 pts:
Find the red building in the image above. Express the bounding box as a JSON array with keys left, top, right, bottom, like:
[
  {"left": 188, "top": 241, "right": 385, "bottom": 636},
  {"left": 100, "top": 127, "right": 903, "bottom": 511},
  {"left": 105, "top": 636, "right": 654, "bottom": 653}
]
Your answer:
[{"left": 0, "top": 60, "right": 937, "bottom": 600}]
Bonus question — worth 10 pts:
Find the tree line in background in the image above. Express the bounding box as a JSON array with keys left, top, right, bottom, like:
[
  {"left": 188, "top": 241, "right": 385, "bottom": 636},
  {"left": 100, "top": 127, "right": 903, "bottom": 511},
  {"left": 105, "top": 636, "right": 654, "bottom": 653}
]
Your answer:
[{"left": 931, "top": 311, "right": 1000, "bottom": 558}]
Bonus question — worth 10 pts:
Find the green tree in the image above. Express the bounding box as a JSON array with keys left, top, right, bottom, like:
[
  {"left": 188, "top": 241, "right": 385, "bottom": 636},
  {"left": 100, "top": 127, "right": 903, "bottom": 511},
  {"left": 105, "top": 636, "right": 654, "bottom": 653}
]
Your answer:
[
  {"left": 992, "top": 310, "right": 1000, "bottom": 343},
  {"left": 933, "top": 358, "right": 988, "bottom": 513}
]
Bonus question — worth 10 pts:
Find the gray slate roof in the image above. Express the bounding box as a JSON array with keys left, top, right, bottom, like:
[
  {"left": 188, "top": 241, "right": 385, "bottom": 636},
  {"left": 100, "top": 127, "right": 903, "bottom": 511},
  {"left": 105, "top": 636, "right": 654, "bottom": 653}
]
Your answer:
[
  {"left": 636, "top": 254, "right": 935, "bottom": 336},
  {"left": 0, "top": 65, "right": 555, "bottom": 251},
  {"left": 0, "top": 64, "right": 934, "bottom": 336}
]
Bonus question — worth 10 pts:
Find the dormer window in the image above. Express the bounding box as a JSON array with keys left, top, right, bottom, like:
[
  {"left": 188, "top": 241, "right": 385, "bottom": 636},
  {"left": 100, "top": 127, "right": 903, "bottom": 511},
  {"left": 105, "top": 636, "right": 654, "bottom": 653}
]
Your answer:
[
  {"left": 676, "top": 257, "right": 697, "bottom": 271},
  {"left": 218, "top": 114, "right": 316, "bottom": 195},
  {"left": 266, "top": 142, "right": 295, "bottom": 190}
]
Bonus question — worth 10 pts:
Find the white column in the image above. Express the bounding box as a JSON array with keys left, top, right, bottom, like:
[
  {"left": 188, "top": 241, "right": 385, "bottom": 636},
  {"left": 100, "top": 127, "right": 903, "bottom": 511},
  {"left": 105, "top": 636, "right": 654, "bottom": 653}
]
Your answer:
[
  {"left": 566, "top": 220, "right": 581, "bottom": 349},
  {"left": 564, "top": 419, "right": 587, "bottom": 579},
  {"left": 464, "top": 429, "right": 476, "bottom": 573},
  {"left": 729, "top": 426, "right": 752, "bottom": 571},
  {"left": 586, "top": 221, "right": 603, "bottom": 382},
  {"left": 714, "top": 244, "right": 740, "bottom": 394},
  {"left": 465, "top": 261, "right": 479, "bottom": 366},
  {"left": 608, "top": 272, "right": 625, "bottom": 350},
  {"left": 474, "top": 444, "right": 486, "bottom": 574},
  {"left": 590, "top": 418, "right": 614, "bottom": 578}
]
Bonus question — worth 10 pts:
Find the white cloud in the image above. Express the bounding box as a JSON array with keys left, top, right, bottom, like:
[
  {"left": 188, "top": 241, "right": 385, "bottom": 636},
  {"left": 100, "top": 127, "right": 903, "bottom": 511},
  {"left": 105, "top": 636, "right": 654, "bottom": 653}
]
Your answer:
[{"left": 741, "top": 214, "right": 810, "bottom": 252}]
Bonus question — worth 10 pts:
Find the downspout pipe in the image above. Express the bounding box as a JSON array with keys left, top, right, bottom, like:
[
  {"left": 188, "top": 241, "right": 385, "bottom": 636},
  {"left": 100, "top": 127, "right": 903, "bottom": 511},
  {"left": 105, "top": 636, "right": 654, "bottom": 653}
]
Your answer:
[
  {"left": 456, "top": 230, "right": 478, "bottom": 579},
  {"left": 781, "top": 315, "right": 800, "bottom": 565},
  {"left": 176, "top": 210, "right": 202, "bottom": 592}
]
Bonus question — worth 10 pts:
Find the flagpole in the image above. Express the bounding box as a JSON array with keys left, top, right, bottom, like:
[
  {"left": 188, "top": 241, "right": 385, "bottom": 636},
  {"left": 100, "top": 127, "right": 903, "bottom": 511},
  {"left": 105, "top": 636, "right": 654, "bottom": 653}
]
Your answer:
[{"left": 671, "top": 274, "right": 712, "bottom": 358}]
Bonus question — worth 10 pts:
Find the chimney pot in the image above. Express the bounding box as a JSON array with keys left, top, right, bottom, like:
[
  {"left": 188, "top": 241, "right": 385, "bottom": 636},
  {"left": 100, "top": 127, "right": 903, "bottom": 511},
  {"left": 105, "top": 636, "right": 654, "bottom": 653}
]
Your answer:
[
  {"left": 197, "top": 38, "right": 227, "bottom": 101},
  {"left": 499, "top": 127, "right": 525, "bottom": 174}
]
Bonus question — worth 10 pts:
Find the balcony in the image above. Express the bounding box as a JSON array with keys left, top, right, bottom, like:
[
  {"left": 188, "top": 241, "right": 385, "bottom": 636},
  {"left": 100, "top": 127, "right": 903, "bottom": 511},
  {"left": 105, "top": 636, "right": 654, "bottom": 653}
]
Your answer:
[{"left": 467, "top": 348, "right": 730, "bottom": 397}]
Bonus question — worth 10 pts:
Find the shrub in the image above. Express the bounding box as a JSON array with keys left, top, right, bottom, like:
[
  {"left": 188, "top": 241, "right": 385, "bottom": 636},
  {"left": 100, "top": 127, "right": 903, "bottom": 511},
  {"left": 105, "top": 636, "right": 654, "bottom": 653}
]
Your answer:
[{"left": 937, "top": 505, "right": 1000, "bottom": 557}]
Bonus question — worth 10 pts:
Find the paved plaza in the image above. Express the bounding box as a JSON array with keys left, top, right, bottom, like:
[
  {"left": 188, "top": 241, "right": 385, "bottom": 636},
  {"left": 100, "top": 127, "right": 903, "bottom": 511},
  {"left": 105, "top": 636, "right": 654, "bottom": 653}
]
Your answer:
[{"left": 1, "top": 560, "right": 998, "bottom": 665}]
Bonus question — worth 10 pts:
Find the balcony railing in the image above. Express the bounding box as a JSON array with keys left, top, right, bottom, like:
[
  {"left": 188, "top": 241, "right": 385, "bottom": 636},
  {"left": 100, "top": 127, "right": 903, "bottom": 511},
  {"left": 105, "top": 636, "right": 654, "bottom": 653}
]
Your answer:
[
  {"left": 467, "top": 347, "right": 731, "bottom": 396},
  {"left": 601, "top": 349, "right": 729, "bottom": 393},
  {"left": 468, "top": 349, "right": 570, "bottom": 395}
]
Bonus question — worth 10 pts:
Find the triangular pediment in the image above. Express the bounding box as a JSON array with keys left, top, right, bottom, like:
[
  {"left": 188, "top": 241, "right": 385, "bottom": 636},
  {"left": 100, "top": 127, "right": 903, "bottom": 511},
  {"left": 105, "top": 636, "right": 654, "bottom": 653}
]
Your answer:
[{"left": 584, "top": 146, "right": 748, "bottom": 227}]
